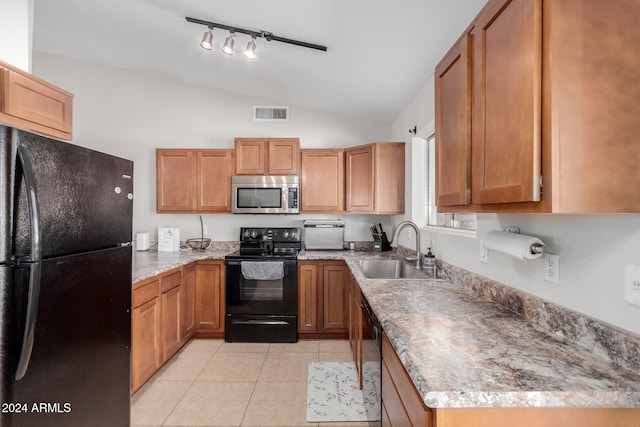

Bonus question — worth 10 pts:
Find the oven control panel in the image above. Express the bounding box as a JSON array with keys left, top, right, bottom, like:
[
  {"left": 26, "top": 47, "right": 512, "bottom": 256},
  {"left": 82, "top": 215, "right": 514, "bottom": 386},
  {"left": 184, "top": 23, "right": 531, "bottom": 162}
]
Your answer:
[{"left": 240, "top": 227, "right": 301, "bottom": 243}]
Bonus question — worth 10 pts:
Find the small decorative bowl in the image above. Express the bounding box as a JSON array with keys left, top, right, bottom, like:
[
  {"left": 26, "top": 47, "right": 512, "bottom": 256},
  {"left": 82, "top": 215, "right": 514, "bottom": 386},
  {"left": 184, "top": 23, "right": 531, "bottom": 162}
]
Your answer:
[{"left": 186, "top": 238, "right": 211, "bottom": 251}]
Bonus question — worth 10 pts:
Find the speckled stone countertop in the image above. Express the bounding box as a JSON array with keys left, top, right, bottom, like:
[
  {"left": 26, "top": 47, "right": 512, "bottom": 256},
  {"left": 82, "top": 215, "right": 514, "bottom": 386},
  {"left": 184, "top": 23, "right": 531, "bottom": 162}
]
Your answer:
[
  {"left": 135, "top": 247, "right": 640, "bottom": 408},
  {"left": 302, "top": 249, "right": 640, "bottom": 409},
  {"left": 132, "top": 241, "right": 238, "bottom": 283}
]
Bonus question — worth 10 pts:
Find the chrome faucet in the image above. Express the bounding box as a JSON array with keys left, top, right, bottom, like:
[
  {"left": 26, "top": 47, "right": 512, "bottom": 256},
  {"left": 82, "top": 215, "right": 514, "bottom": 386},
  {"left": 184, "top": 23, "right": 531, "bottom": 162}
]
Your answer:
[{"left": 391, "top": 221, "right": 422, "bottom": 269}]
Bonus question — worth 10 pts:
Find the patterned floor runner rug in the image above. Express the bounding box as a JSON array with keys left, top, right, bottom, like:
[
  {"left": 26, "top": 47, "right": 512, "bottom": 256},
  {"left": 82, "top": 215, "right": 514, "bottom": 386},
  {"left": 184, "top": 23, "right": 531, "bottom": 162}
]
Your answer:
[{"left": 307, "top": 361, "right": 380, "bottom": 422}]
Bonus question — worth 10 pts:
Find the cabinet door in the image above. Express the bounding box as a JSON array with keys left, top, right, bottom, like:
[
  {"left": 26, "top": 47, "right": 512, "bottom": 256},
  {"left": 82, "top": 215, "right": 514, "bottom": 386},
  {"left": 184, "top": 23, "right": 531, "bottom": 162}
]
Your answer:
[
  {"left": 131, "top": 297, "right": 161, "bottom": 393},
  {"left": 545, "top": 0, "right": 640, "bottom": 213},
  {"left": 156, "top": 149, "right": 195, "bottom": 212},
  {"left": 300, "top": 149, "right": 344, "bottom": 212},
  {"left": 382, "top": 333, "right": 433, "bottom": 427},
  {"left": 345, "top": 144, "right": 375, "bottom": 212},
  {"left": 161, "top": 285, "right": 182, "bottom": 361},
  {"left": 298, "top": 262, "right": 318, "bottom": 332},
  {"left": 235, "top": 138, "right": 267, "bottom": 175},
  {"left": 0, "top": 60, "right": 73, "bottom": 140},
  {"left": 471, "top": 0, "right": 542, "bottom": 205},
  {"left": 268, "top": 139, "right": 300, "bottom": 175},
  {"left": 195, "top": 261, "right": 225, "bottom": 332},
  {"left": 348, "top": 274, "right": 363, "bottom": 388},
  {"left": 322, "top": 263, "right": 348, "bottom": 331},
  {"left": 375, "top": 143, "right": 405, "bottom": 214},
  {"left": 182, "top": 263, "right": 196, "bottom": 339},
  {"left": 196, "top": 150, "right": 233, "bottom": 212},
  {"left": 435, "top": 34, "right": 472, "bottom": 207}
]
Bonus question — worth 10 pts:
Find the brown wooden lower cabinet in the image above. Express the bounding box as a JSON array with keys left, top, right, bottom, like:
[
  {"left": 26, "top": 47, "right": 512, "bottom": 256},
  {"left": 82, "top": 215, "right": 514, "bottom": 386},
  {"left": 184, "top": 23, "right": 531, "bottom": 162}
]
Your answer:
[
  {"left": 131, "top": 278, "right": 162, "bottom": 393},
  {"left": 182, "top": 262, "right": 196, "bottom": 337},
  {"left": 382, "top": 332, "right": 433, "bottom": 427},
  {"left": 433, "top": 408, "right": 640, "bottom": 427},
  {"left": 348, "top": 272, "right": 363, "bottom": 388},
  {"left": 194, "top": 260, "right": 225, "bottom": 337},
  {"left": 382, "top": 332, "right": 640, "bottom": 426},
  {"left": 298, "top": 260, "right": 349, "bottom": 338},
  {"left": 131, "top": 260, "right": 225, "bottom": 393},
  {"left": 160, "top": 268, "right": 183, "bottom": 362}
]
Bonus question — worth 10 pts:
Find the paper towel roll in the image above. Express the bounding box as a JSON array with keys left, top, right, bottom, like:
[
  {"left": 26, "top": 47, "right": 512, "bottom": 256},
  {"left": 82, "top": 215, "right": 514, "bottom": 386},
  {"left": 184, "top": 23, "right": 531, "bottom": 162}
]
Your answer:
[{"left": 482, "top": 231, "right": 545, "bottom": 261}]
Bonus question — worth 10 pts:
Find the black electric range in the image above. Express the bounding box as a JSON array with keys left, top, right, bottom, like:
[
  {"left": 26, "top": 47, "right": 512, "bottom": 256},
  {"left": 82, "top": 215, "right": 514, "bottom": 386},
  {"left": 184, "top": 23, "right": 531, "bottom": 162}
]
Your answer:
[{"left": 224, "top": 227, "right": 301, "bottom": 342}]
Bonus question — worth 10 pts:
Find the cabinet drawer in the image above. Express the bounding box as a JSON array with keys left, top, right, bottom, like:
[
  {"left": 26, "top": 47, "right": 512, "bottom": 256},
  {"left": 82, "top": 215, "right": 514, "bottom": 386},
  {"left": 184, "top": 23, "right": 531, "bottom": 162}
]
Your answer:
[
  {"left": 161, "top": 269, "right": 182, "bottom": 292},
  {"left": 382, "top": 333, "right": 432, "bottom": 427},
  {"left": 132, "top": 279, "right": 160, "bottom": 308}
]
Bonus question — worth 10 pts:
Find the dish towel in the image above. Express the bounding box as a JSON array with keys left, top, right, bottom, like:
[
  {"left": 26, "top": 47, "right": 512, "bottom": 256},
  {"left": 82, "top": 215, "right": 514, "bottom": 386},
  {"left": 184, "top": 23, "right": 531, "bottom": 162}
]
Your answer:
[{"left": 241, "top": 261, "right": 284, "bottom": 280}]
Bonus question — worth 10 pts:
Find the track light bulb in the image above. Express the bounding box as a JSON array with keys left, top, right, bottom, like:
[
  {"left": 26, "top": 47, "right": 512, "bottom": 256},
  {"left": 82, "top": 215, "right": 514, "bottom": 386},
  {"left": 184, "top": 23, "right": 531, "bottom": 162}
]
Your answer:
[
  {"left": 200, "top": 28, "right": 213, "bottom": 50},
  {"left": 244, "top": 37, "right": 257, "bottom": 60},
  {"left": 222, "top": 32, "right": 235, "bottom": 55}
]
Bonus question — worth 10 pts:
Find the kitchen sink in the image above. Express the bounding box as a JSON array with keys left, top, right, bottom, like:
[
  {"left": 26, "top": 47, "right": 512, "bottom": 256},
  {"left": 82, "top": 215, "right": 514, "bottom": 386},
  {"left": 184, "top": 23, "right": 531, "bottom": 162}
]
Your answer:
[{"left": 355, "top": 259, "right": 444, "bottom": 280}]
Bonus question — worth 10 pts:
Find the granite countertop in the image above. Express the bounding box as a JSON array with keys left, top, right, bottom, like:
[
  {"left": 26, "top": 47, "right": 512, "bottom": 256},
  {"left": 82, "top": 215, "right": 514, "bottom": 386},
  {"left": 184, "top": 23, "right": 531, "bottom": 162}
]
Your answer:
[
  {"left": 132, "top": 249, "right": 229, "bottom": 284},
  {"left": 132, "top": 247, "right": 640, "bottom": 409},
  {"left": 342, "top": 256, "right": 640, "bottom": 409}
]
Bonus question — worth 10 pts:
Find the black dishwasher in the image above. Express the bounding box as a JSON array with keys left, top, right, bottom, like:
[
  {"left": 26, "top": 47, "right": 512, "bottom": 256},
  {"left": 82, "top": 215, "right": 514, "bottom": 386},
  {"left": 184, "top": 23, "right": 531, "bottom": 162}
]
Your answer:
[{"left": 362, "top": 295, "right": 382, "bottom": 425}]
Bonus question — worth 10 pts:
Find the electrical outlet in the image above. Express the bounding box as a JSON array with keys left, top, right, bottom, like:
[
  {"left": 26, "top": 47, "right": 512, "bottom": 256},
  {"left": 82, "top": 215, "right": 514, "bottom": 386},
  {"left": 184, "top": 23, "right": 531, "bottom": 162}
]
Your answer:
[
  {"left": 345, "top": 226, "right": 351, "bottom": 235},
  {"left": 203, "top": 225, "right": 208, "bottom": 235},
  {"left": 544, "top": 253, "right": 560, "bottom": 284},
  {"left": 623, "top": 264, "right": 640, "bottom": 308},
  {"left": 479, "top": 240, "right": 488, "bottom": 263}
]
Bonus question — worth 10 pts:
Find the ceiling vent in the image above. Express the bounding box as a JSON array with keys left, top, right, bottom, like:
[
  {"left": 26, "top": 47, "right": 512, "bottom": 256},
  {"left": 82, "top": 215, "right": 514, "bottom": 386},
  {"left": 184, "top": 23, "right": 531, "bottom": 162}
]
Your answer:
[{"left": 254, "top": 106, "right": 289, "bottom": 121}]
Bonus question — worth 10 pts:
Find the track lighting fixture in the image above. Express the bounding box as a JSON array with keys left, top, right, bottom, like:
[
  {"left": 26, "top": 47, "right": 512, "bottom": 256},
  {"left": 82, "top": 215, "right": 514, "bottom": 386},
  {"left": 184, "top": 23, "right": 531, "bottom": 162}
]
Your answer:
[
  {"left": 244, "top": 37, "right": 257, "bottom": 60},
  {"left": 187, "top": 16, "right": 327, "bottom": 61},
  {"left": 221, "top": 31, "right": 235, "bottom": 55},
  {"left": 200, "top": 27, "right": 213, "bottom": 50}
]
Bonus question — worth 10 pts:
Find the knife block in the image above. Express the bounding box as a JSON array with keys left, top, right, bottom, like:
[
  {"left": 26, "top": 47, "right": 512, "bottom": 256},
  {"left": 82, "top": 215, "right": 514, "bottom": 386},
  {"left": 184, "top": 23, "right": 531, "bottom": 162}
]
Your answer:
[{"left": 372, "top": 231, "right": 391, "bottom": 252}]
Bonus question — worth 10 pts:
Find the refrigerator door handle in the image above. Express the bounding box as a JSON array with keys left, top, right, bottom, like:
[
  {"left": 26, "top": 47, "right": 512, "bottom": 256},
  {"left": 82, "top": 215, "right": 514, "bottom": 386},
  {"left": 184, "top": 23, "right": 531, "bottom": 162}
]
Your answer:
[
  {"left": 14, "top": 262, "right": 41, "bottom": 380},
  {"left": 14, "top": 144, "right": 43, "bottom": 380},
  {"left": 16, "top": 144, "right": 42, "bottom": 262}
]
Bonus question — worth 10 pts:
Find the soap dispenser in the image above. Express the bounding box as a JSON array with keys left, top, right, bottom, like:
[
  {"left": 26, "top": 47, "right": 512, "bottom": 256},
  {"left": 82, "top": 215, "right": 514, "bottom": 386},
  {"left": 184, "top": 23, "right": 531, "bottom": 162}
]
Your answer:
[{"left": 424, "top": 247, "right": 436, "bottom": 278}]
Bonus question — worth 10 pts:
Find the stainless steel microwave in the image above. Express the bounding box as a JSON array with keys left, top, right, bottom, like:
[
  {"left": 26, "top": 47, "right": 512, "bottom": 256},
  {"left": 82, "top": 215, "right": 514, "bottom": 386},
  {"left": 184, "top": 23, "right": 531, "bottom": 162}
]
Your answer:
[{"left": 231, "top": 175, "right": 299, "bottom": 214}]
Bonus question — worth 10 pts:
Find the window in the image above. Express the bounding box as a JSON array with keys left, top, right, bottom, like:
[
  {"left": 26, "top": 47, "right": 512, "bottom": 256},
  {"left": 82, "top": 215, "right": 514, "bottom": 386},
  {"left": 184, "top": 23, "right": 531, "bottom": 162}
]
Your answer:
[{"left": 425, "top": 134, "right": 477, "bottom": 232}]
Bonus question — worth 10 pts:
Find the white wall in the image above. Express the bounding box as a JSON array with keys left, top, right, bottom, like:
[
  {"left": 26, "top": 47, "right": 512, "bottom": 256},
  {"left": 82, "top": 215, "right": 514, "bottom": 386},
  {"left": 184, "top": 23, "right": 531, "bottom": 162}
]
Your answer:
[
  {"left": 0, "top": 0, "right": 33, "bottom": 70},
  {"left": 32, "top": 52, "right": 393, "bottom": 243},
  {"left": 390, "top": 77, "right": 640, "bottom": 336}
]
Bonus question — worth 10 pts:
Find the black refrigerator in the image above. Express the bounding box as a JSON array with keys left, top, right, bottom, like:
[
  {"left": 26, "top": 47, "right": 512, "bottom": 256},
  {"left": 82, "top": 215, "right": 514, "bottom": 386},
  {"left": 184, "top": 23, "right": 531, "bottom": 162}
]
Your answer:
[{"left": 0, "top": 125, "right": 133, "bottom": 426}]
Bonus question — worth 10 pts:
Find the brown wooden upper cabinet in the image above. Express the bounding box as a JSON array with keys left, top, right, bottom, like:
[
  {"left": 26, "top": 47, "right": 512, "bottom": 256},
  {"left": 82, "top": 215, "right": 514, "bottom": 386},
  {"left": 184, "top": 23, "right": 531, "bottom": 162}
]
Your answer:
[
  {"left": 156, "top": 148, "right": 233, "bottom": 213},
  {"left": 234, "top": 138, "right": 300, "bottom": 175},
  {"left": 345, "top": 142, "right": 405, "bottom": 214},
  {"left": 435, "top": 33, "right": 472, "bottom": 207},
  {"left": 0, "top": 59, "right": 73, "bottom": 140},
  {"left": 472, "top": 0, "right": 542, "bottom": 206},
  {"left": 435, "top": 0, "right": 640, "bottom": 213},
  {"left": 300, "top": 149, "right": 345, "bottom": 213}
]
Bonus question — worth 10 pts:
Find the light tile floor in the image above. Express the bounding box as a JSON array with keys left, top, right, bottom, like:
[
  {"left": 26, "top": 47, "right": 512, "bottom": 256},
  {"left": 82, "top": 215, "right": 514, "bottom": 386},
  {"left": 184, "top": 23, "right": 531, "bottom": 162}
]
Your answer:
[{"left": 131, "top": 339, "right": 374, "bottom": 427}]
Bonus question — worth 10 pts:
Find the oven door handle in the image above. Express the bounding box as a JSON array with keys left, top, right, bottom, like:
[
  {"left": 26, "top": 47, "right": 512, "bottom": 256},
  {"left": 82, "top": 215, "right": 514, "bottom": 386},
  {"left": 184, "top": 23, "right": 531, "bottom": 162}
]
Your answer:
[
  {"left": 226, "top": 259, "right": 297, "bottom": 266},
  {"left": 231, "top": 319, "right": 291, "bottom": 326}
]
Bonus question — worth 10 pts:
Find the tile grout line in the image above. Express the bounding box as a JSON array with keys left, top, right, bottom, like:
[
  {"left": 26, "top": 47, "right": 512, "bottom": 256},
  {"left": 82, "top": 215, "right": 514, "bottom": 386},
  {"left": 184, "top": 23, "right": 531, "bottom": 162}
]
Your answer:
[
  {"left": 135, "top": 339, "right": 355, "bottom": 427},
  {"left": 159, "top": 341, "right": 222, "bottom": 426},
  {"left": 238, "top": 345, "right": 271, "bottom": 427}
]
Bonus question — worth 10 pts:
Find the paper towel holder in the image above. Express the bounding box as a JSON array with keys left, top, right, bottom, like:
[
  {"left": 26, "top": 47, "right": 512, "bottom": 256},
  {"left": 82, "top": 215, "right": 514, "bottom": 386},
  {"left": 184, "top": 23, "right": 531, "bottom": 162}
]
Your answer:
[{"left": 501, "top": 226, "right": 545, "bottom": 255}]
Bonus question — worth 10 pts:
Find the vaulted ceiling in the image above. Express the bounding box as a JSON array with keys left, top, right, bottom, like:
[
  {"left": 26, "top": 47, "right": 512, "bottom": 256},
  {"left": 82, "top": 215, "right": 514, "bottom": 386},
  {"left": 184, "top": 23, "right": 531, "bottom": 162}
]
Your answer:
[{"left": 33, "top": 0, "right": 486, "bottom": 123}]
